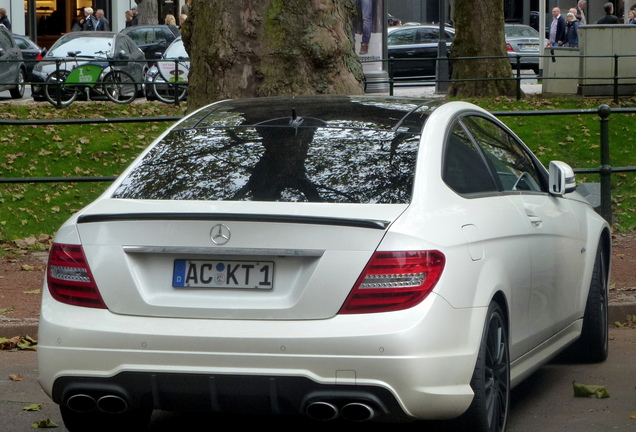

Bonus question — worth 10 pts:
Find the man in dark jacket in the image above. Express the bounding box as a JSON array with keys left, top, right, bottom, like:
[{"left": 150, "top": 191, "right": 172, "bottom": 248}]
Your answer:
[
  {"left": 95, "top": 9, "right": 110, "bottom": 31},
  {"left": 597, "top": 2, "right": 619, "bottom": 24},
  {"left": 549, "top": 7, "right": 566, "bottom": 46}
]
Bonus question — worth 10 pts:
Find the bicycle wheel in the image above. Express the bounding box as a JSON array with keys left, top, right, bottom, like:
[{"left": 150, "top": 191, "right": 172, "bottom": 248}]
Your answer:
[
  {"left": 44, "top": 70, "right": 78, "bottom": 107},
  {"left": 103, "top": 70, "right": 137, "bottom": 104},
  {"left": 152, "top": 73, "right": 187, "bottom": 104}
]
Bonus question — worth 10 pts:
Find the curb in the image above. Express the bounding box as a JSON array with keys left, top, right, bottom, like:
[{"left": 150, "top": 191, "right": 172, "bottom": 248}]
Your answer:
[{"left": 2, "top": 302, "right": 636, "bottom": 340}]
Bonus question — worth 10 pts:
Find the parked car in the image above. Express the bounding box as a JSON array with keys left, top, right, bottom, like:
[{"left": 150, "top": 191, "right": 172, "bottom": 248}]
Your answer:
[
  {"left": 13, "top": 34, "right": 45, "bottom": 78},
  {"left": 0, "top": 24, "right": 27, "bottom": 99},
  {"left": 387, "top": 24, "right": 454, "bottom": 78},
  {"left": 121, "top": 25, "right": 181, "bottom": 62},
  {"left": 37, "top": 95, "right": 610, "bottom": 432},
  {"left": 30, "top": 32, "right": 147, "bottom": 101},
  {"left": 145, "top": 36, "right": 189, "bottom": 102},
  {"left": 505, "top": 24, "right": 541, "bottom": 74}
]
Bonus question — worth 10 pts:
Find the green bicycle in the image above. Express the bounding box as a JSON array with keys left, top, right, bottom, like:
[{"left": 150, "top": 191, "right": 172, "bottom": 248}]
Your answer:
[{"left": 44, "top": 51, "right": 138, "bottom": 107}]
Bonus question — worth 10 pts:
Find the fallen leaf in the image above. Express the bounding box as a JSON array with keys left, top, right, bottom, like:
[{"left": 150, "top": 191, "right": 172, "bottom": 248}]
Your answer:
[
  {"left": 23, "top": 404, "right": 42, "bottom": 411},
  {"left": 31, "top": 419, "right": 58, "bottom": 429},
  {"left": 573, "top": 381, "right": 610, "bottom": 399},
  {"left": 9, "top": 374, "right": 23, "bottom": 381}
]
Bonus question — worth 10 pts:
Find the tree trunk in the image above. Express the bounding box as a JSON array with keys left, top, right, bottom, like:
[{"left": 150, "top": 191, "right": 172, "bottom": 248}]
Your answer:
[
  {"left": 181, "top": 0, "right": 365, "bottom": 112},
  {"left": 136, "top": 0, "right": 159, "bottom": 25},
  {"left": 448, "top": 0, "right": 519, "bottom": 98}
]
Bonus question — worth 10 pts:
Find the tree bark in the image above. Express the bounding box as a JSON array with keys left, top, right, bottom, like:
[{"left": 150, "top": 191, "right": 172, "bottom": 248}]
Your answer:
[
  {"left": 448, "top": 0, "right": 520, "bottom": 98},
  {"left": 136, "top": 0, "right": 159, "bottom": 25},
  {"left": 181, "top": 0, "right": 365, "bottom": 112}
]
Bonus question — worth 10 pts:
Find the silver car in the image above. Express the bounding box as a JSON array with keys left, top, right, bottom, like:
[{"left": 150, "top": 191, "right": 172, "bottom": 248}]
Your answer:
[{"left": 505, "top": 24, "right": 541, "bottom": 74}]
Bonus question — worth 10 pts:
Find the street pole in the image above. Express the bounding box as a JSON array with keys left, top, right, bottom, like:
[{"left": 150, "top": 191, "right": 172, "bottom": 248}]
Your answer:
[{"left": 435, "top": 0, "right": 449, "bottom": 94}]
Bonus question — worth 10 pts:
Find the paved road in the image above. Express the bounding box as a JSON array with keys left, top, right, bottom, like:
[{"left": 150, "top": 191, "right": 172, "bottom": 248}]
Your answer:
[{"left": 1, "top": 326, "right": 635, "bottom": 431}]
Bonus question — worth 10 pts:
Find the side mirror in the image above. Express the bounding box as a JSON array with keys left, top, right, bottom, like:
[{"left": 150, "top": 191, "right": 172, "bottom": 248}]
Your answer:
[
  {"left": 549, "top": 161, "right": 576, "bottom": 196},
  {"left": 118, "top": 50, "right": 129, "bottom": 59}
]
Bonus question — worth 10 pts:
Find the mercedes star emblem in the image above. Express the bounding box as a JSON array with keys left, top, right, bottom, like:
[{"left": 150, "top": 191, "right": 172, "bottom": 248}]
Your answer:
[{"left": 210, "top": 224, "right": 231, "bottom": 245}]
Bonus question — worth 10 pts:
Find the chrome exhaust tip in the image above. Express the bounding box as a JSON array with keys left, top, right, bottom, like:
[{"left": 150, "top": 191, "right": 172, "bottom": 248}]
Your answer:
[
  {"left": 306, "top": 401, "right": 339, "bottom": 421},
  {"left": 341, "top": 402, "right": 375, "bottom": 422},
  {"left": 66, "top": 394, "right": 97, "bottom": 413},
  {"left": 97, "top": 394, "right": 129, "bottom": 414}
]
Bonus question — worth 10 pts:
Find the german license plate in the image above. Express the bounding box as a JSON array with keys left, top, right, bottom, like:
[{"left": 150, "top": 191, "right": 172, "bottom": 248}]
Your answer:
[
  {"left": 520, "top": 44, "right": 538, "bottom": 51},
  {"left": 173, "top": 259, "right": 274, "bottom": 289}
]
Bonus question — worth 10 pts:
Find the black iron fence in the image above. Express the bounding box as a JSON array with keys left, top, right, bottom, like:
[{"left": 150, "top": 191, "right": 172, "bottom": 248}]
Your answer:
[
  {"left": 364, "top": 52, "right": 636, "bottom": 103},
  {"left": 1, "top": 106, "right": 635, "bottom": 224}
]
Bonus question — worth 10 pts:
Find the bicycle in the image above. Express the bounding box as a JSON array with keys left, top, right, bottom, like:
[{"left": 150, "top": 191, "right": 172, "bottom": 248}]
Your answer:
[
  {"left": 151, "top": 58, "right": 189, "bottom": 104},
  {"left": 44, "top": 50, "right": 138, "bottom": 107}
]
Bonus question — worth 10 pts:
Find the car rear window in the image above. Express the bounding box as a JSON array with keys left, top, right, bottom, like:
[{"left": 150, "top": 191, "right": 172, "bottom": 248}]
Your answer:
[{"left": 112, "top": 123, "right": 420, "bottom": 204}]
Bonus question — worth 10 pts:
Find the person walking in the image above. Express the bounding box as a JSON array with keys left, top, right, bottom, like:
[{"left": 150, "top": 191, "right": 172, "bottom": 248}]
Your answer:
[
  {"left": 597, "top": 2, "right": 619, "bottom": 24},
  {"left": 549, "top": 7, "right": 566, "bottom": 46},
  {"left": 0, "top": 8, "right": 11, "bottom": 30},
  {"left": 564, "top": 12, "right": 579, "bottom": 48},
  {"left": 95, "top": 9, "right": 110, "bottom": 31},
  {"left": 80, "top": 7, "right": 97, "bottom": 31}
]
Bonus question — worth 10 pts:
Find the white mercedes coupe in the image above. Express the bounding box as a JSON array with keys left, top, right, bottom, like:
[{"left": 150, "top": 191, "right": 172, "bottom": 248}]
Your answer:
[{"left": 38, "top": 96, "right": 610, "bottom": 432}]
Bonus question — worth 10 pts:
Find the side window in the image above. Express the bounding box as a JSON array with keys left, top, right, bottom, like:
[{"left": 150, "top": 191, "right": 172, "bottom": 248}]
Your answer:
[
  {"left": 155, "top": 29, "right": 167, "bottom": 45},
  {"left": 443, "top": 122, "right": 498, "bottom": 194},
  {"left": 462, "top": 116, "right": 544, "bottom": 192},
  {"left": 15, "top": 38, "right": 29, "bottom": 50},
  {"left": 388, "top": 29, "right": 415, "bottom": 45},
  {"left": 0, "top": 30, "right": 12, "bottom": 51},
  {"left": 418, "top": 29, "right": 438, "bottom": 43}
]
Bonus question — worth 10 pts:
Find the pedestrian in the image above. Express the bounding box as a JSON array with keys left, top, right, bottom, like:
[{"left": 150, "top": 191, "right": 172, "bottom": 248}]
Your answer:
[
  {"left": 596, "top": 2, "right": 619, "bottom": 24},
  {"left": 125, "top": 10, "right": 134, "bottom": 27},
  {"left": 564, "top": 12, "right": 579, "bottom": 48},
  {"left": 80, "top": 7, "right": 97, "bottom": 31},
  {"left": 549, "top": 7, "right": 566, "bottom": 47},
  {"left": 576, "top": 0, "right": 587, "bottom": 25},
  {"left": 0, "top": 8, "right": 11, "bottom": 30},
  {"left": 95, "top": 9, "right": 110, "bottom": 31},
  {"left": 165, "top": 14, "right": 177, "bottom": 26},
  {"left": 130, "top": 5, "right": 139, "bottom": 26},
  {"left": 629, "top": 9, "right": 636, "bottom": 24},
  {"left": 179, "top": 14, "right": 188, "bottom": 27},
  {"left": 181, "top": 0, "right": 192, "bottom": 15}
]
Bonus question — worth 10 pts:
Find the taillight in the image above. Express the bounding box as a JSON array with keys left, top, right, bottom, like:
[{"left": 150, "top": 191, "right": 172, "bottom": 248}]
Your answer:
[
  {"left": 47, "top": 243, "right": 107, "bottom": 309},
  {"left": 506, "top": 43, "right": 514, "bottom": 52},
  {"left": 35, "top": 53, "right": 43, "bottom": 61},
  {"left": 339, "top": 251, "right": 445, "bottom": 314}
]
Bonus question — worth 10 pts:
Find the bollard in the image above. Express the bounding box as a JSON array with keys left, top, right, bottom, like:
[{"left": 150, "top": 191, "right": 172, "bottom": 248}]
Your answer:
[{"left": 598, "top": 104, "right": 612, "bottom": 224}]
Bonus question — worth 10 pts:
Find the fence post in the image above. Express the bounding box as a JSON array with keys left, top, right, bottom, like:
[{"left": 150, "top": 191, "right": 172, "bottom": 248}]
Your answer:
[
  {"left": 388, "top": 57, "right": 394, "bottom": 96},
  {"left": 598, "top": 104, "right": 612, "bottom": 224},
  {"left": 613, "top": 54, "right": 619, "bottom": 104}
]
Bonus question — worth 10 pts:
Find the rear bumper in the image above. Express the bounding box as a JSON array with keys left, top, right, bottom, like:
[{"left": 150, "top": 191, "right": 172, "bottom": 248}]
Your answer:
[{"left": 37, "top": 290, "right": 487, "bottom": 421}]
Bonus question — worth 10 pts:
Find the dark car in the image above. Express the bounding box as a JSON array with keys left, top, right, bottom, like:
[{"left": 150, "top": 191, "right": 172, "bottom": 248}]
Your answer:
[
  {"left": 30, "top": 31, "right": 147, "bottom": 101},
  {"left": 387, "top": 25, "right": 454, "bottom": 79},
  {"left": 121, "top": 25, "right": 181, "bottom": 62},
  {"left": 0, "top": 25, "right": 27, "bottom": 99},
  {"left": 13, "top": 34, "right": 45, "bottom": 78}
]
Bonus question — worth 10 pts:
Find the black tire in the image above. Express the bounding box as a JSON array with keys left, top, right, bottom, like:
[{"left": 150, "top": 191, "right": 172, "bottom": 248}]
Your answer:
[
  {"left": 152, "top": 73, "right": 187, "bottom": 104},
  {"left": 9, "top": 68, "right": 25, "bottom": 99},
  {"left": 44, "top": 70, "right": 78, "bottom": 107},
  {"left": 568, "top": 241, "right": 609, "bottom": 363},
  {"left": 458, "top": 302, "right": 510, "bottom": 432},
  {"left": 60, "top": 405, "right": 152, "bottom": 432},
  {"left": 103, "top": 70, "right": 137, "bottom": 104}
]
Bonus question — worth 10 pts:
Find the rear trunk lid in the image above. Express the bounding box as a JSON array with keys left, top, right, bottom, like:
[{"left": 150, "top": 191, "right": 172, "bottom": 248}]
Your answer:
[{"left": 76, "top": 200, "right": 407, "bottom": 320}]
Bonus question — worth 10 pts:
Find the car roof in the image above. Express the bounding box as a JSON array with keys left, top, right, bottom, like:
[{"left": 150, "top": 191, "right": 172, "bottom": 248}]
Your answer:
[{"left": 175, "top": 95, "right": 445, "bottom": 135}]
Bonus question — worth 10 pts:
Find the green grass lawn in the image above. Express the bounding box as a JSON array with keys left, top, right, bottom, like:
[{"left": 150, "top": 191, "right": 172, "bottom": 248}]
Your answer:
[{"left": 1, "top": 96, "right": 635, "bottom": 251}]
